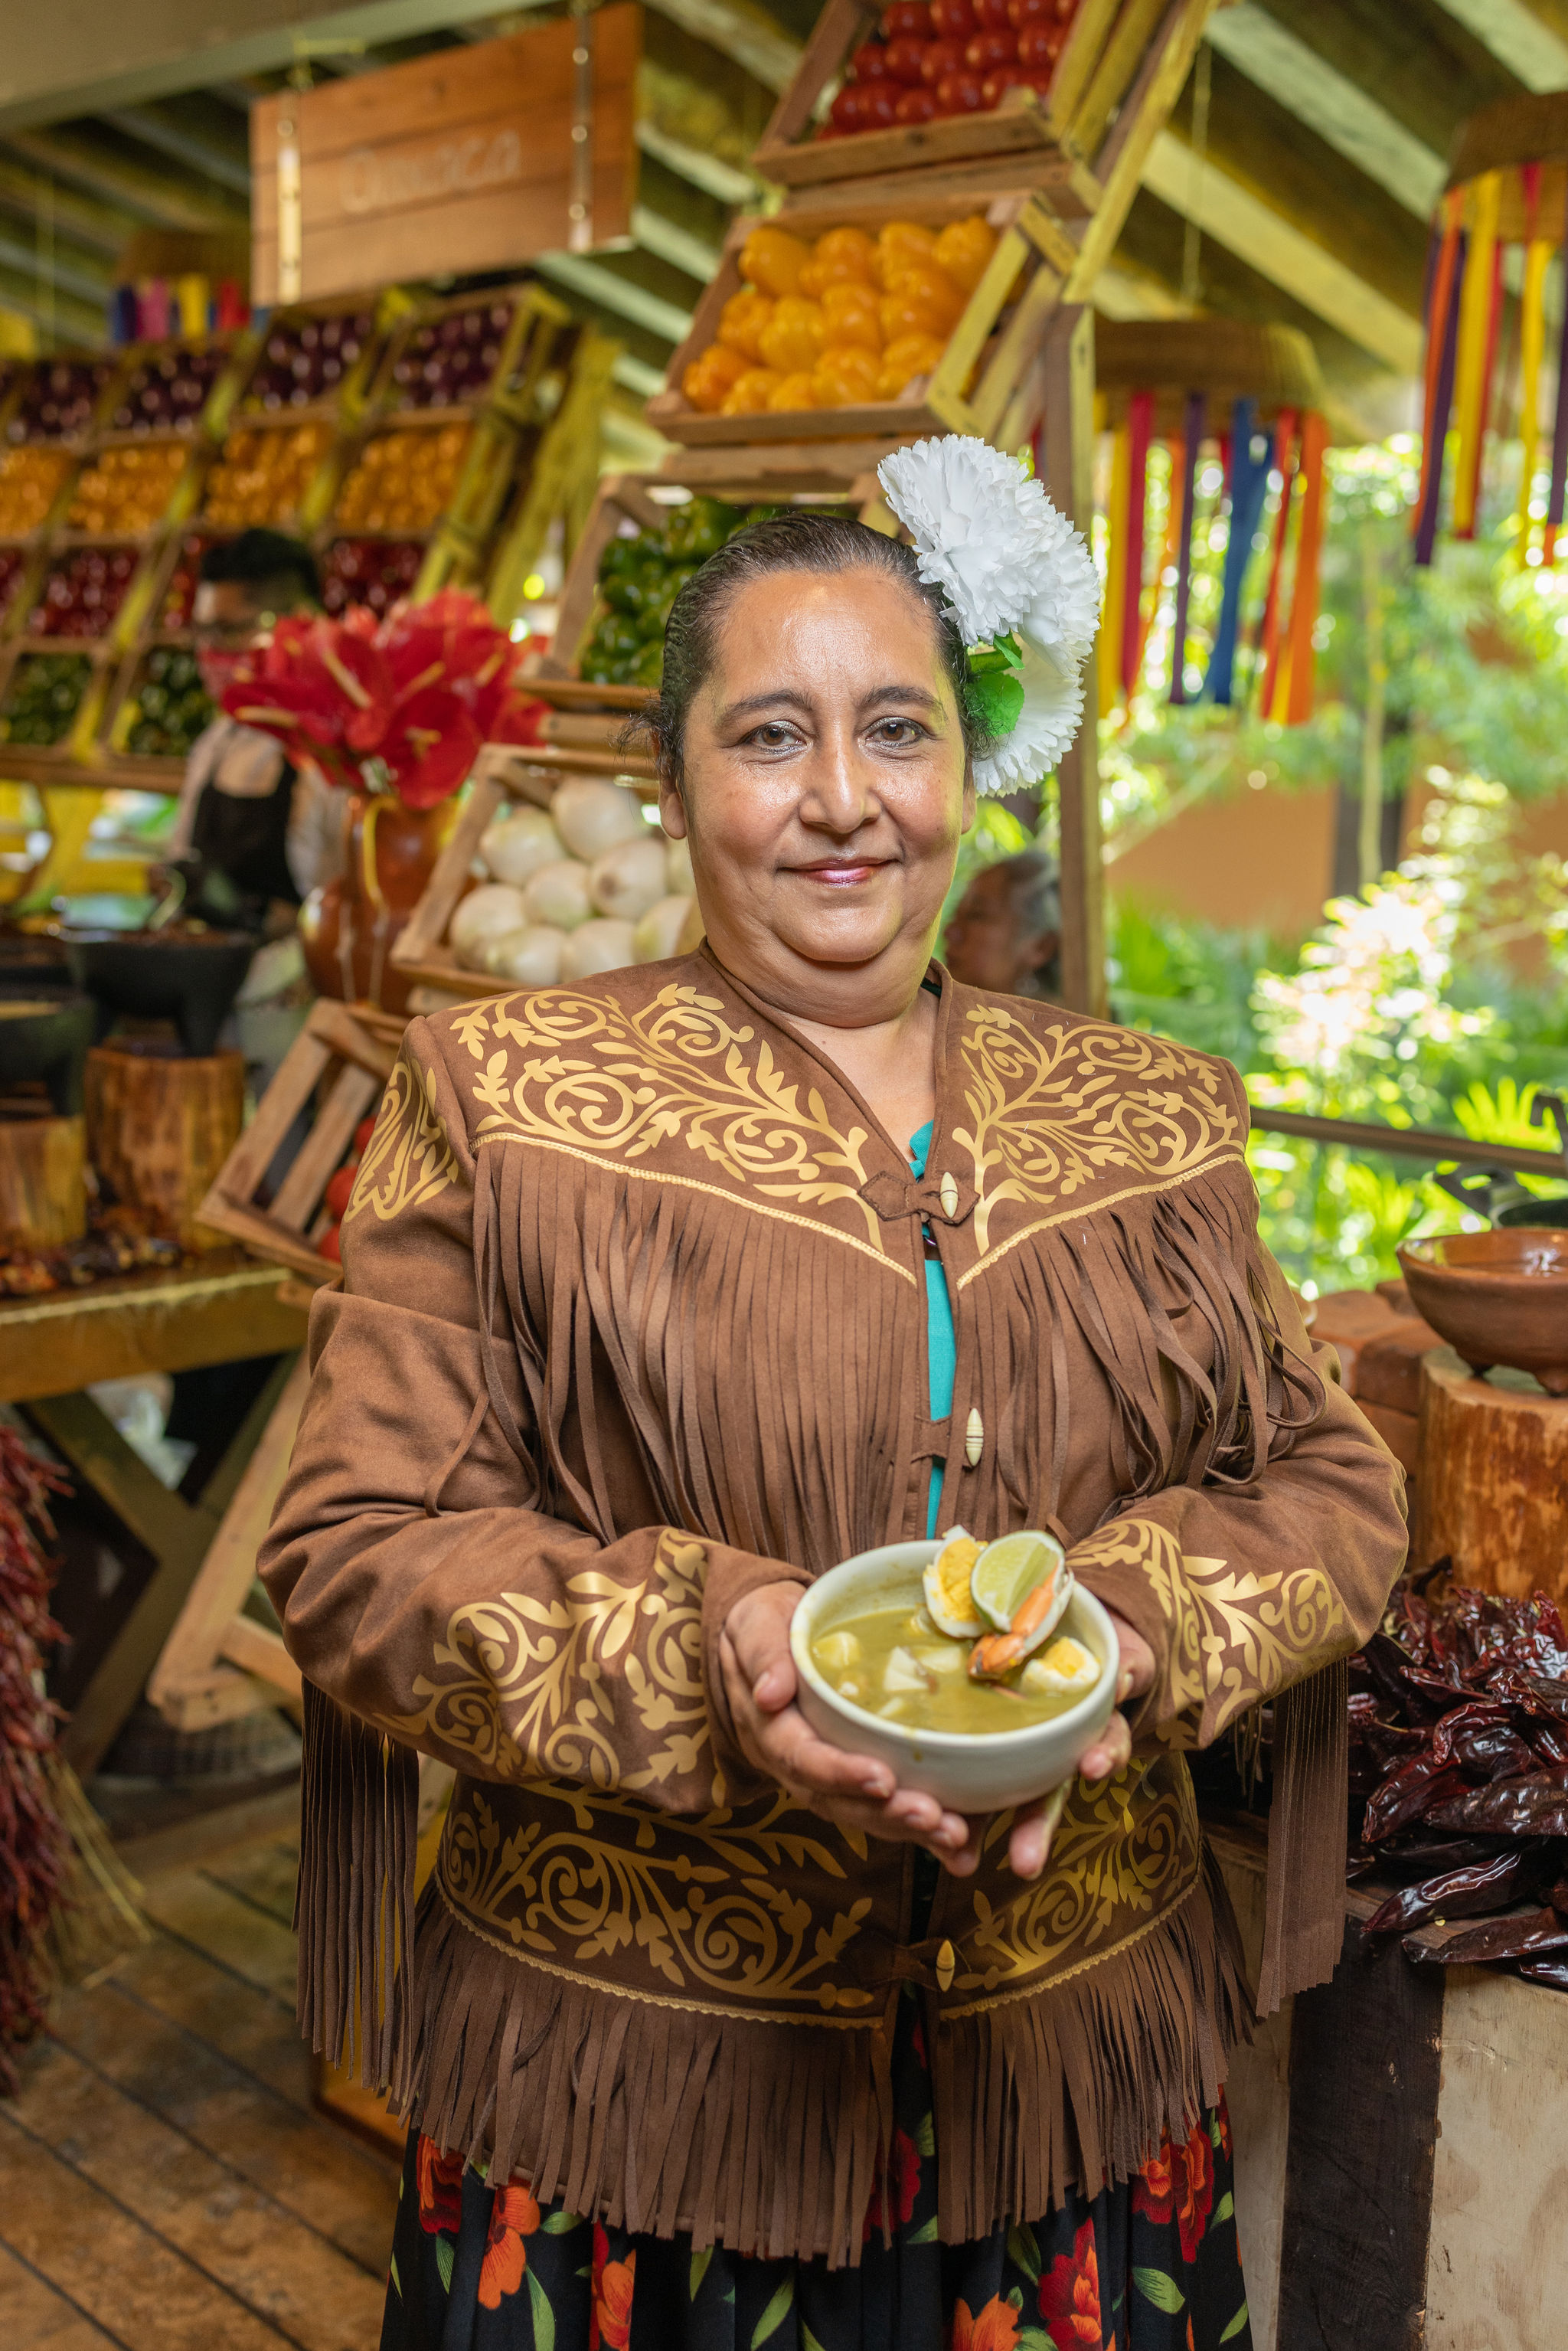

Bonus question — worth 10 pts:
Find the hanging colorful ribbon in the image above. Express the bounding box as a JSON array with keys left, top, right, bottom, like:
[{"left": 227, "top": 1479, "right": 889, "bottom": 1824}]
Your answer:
[
  {"left": 1256, "top": 409, "right": 1298, "bottom": 714},
  {"left": 1120, "top": 390, "right": 1154, "bottom": 699},
  {"left": 1517, "top": 165, "right": 1550, "bottom": 564},
  {"left": 1206, "top": 398, "right": 1273, "bottom": 706},
  {"left": 1168, "top": 391, "right": 1204, "bottom": 707},
  {"left": 1413, "top": 195, "right": 1462, "bottom": 554},
  {"left": 1099, "top": 422, "right": 1131, "bottom": 714},
  {"left": 1279, "top": 412, "right": 1328, "bottom": 725},
  {"left": 1451, "top": 170, "right": 1501, "bottom": 540},
  {"left": 1134, "top": 433, "right": 1185, "bottom": 697}
]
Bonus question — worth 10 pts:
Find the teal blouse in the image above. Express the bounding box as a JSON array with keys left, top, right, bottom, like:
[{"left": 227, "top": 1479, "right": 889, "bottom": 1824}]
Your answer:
[{"left": 908, "top": 1119, "right": 956, "bottom": 1538}]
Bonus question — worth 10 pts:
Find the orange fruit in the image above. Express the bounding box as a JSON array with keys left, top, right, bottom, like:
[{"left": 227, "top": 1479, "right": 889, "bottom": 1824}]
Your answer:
[{"left": 740, "top": 224, "right": 811, "bottom": 298}]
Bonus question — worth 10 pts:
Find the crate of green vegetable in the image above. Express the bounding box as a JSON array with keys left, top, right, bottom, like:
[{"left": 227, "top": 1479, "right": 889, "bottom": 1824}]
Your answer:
[
  {"left": 114, "top": 646, "right": 214, "bottom": 760},
  {"left": 0, "top": 651, "right": 95, "bottom": 747}
]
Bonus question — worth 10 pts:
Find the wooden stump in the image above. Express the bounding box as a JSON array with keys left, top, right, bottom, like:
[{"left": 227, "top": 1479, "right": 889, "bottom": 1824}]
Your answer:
[
  {"left": 84, "top": 1045, "right": 246, "bottom": 1250},
  {"left": 1413, "top": 1345, "right": 1568, "bottom": 1601},
  {"left": 0, "top": 1113, "right": 87, "bottom": 1247}
]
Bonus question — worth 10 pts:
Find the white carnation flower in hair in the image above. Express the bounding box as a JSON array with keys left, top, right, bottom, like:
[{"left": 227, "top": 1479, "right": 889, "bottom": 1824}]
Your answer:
[{"left": 972, "top": 639, "right": 1085, "bottom": 799}]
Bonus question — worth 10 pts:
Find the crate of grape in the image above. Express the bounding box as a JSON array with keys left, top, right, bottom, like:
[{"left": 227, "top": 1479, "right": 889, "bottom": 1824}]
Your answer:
[
  {"left": 198, "top": 997, "right": 406, "bottom": 1287},
  {"left": 239, "top": 299, "right": 385, "bottom": 420},
  {"left": 646, "top": 190, "right": 1080, "bottom": 450},
  {"left": 372, "top": 286, "right": 567, "bottom": 418},
  {"left": 6, "top": 356, "right": 122, "bottom": 446},
  {"left": 24, "top": 548, "right": 141, "bottom": 642},
  {"left": 752, "top": 0, "right": 1193, "bottom": 197},
  {"left": 106, "top": 341, "right": 234, "bottom": 439},
  {"left": 391, "top": 760, "right": 697, "bottom": 1001}
]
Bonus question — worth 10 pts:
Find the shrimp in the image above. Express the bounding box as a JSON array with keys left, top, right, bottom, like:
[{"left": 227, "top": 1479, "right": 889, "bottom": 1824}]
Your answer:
[{"left": 967, "top": 1564, "right": 1069, "bottom": 1681}]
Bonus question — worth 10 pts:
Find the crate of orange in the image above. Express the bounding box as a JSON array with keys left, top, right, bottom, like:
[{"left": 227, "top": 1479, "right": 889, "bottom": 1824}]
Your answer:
[
  {"left": 645, "top": 191, "right": 1079, "bottom": 452},
  {"left": 751, "top": 0, "right": 1181, "bottom": 197}
]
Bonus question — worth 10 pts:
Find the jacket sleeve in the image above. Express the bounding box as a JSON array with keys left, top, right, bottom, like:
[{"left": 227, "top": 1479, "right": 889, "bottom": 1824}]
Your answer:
[
  {"left": 1067, "top": 1123, "right": 1408, "bottom": 1753},
  {"left": 258, "top": 1019, "right": 804, "bottom": 1816}
]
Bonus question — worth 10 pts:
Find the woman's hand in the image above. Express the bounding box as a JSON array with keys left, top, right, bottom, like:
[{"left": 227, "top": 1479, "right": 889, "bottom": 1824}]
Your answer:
[
  {"left": 721, "top": 1582, "right": 982, "bottom": 1872},
  {"left": 1004, "top": 1607, "right": 1157, "bottom": 1879}
]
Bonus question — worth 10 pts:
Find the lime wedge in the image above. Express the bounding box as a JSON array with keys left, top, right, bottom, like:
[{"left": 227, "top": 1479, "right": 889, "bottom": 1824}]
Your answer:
[
  {"left": 923, "top": 1528, "right": 985, "bottom": 1639},
  {"left": 971, "top": 1530, "right": 1067, "bottom": 1636}
]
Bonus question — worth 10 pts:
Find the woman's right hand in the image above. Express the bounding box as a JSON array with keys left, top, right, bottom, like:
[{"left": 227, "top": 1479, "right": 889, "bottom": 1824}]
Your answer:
[{"left": 720, "top": 1581, "right": 982, "bottom": 1873}]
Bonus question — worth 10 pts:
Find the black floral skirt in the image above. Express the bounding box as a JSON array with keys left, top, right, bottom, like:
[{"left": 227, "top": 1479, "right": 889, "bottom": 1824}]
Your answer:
[{"left": 381, "top": 1988, "right": 1251, "bottom": 2351}]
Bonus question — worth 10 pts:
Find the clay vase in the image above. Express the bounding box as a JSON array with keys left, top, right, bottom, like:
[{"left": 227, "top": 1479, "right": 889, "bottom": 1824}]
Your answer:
[
  {"left": 1398, "top": 1229, "right": 1568, "bottom": 1395},
  {"left": 299, "top": 788, "right": 460, "bottom": 1013}
]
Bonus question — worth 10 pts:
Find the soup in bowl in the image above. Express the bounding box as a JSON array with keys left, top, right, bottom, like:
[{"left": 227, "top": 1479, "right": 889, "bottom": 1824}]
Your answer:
[{"left": 789, "top": 1537, "right": 1119, "bottom": 1814}]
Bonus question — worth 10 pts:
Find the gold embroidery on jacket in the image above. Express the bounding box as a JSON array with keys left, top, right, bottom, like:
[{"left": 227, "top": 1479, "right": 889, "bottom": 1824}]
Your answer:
[
  {"left": 344, "top": 1056, "right": 459, "bottom": 1225},
  {"left": 451, "top": 985, "right": 887, "bottom": 1245},
  {"left": 1069, "top": 1516, "right": 1351, "bottom": 1743},
  {"left": 952, "top": 1006, "right": 1243, "bottom": 1256},
  {"left": 390, "top": 1532, "right": 721, "bottom": 1802},
  {"left": 438, "top": 1779, "right": 877, "bottom": 2009}
]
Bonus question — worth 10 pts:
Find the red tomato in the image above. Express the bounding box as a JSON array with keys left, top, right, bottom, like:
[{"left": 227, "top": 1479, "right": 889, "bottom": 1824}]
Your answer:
[
  {"left": 1008, "top": 0, "right": 1056, "bottom": 21},
  {"left": 929, "top": 0, "right": 976, "bottom": 36},
  {"left": 936, "top": 67, "right": 985, "bottom": 110},
  {"left": 895, "top": 85, "right": 939, "bottom": 121},
  {"left": 858, "top": 79, "right": 900, "bottom": 127},
  {"left": 881, "top": 0, "right": 933, "bottom": 35},
  {"left": 1014, "top": 64, "right": 1055, "bottom": 95},
  {"left": 354, "top": 1116, "right": 377, "bottom": 1153},
  {"left": 965, "top": 26, "right": 1018, "bottom": 67},
  {"left": 973, "top": 0, "right": 1014, "bottom": 26},
  {"left": 883, "top": 34, "right": 929, "bottom": 81},
  {"left": 1017, "top": 19, "right": 1063, "bottom": 63},
  {"left": 325, "top": 1161, "right": 359, "bottom": 1218},
  {"left": 831, "top": 82, "right": 870, "bottom": 129},
  {"left": 317, "top": 1221, "right": 341, "bottom": 1264},
  {"left": 850, "top": 39, "right": 888, "bottom": 76},
  {"left": 920, "top": 35, "right": 965, "bottom": 81}
]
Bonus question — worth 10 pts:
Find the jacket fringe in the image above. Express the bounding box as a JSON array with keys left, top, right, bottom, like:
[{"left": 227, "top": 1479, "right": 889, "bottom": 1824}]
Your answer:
[
  {"left": 382, "top": 1844, "right": 1247, "bottom": 2266},
  {"left": 295, "top": 1679, "right": 419, "bottom": 2096}
]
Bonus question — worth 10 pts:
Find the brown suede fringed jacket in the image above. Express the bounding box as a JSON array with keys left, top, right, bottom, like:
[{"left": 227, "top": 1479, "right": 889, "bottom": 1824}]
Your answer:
[{"left": 261, "top": 950, "right": 1406, "bottom": 2268}]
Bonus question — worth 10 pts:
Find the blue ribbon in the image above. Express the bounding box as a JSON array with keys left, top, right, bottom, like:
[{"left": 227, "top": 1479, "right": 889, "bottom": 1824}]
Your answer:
[{"left": 1206, "top": 397, "right": 1273, "bottom": 706}]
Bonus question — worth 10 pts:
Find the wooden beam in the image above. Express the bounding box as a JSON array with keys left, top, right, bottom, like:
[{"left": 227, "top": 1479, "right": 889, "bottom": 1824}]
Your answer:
[
  {"left": 1427, "top": 0, "right": 1568, "bottom": 90},
  {"left": 1140, "top": 130, "right": 1423, "bottom": 374},
  {"left": 5, "top": 126, "right": 244, "bottom": 233},
  {"left": 1038, "top": 305, "right": 1106, "bottom": 1024},
  {"left": 534, "top": 252, "right": 693, "bottom": 348},
  {"left": 631, "top": 204, "right": 722, "bottom": 286},
  {"left": 644, "top": 0, "right": 799, "bottom": 93},
  {"left": 1246, "top": 0, "right": 1516, "bottom": 162},
  {"left": 635, "top": 121, "right": 756, "bottom": 207},
  {"left": 1206, "top": 4, "right": 1444, "bottom": 221}
]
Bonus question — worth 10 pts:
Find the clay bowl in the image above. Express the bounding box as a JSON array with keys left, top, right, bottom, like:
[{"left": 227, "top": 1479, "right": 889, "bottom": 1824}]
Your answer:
[
  {"left": 0, "top": 986, "right": 96, "bottom": 1114},
  {"left": 64, "top": 929, "right": 256, "bottom": 1058},
  {"left": 1397, "top": 1229, "right": 1568, "bottom": 1395}
]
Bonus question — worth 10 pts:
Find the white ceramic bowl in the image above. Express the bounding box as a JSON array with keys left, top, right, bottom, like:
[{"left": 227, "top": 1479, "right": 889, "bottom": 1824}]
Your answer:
[{"left": 789, "top": 1538, "right": 1119, "bottom": 1813}]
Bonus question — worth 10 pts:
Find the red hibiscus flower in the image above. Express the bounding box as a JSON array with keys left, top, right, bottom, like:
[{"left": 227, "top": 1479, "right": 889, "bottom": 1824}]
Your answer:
[
  {"left": 590, "top": 2222, "right": 636, "bottom": 2349},
  {"left": 477, "top": 2180, "right": 541, "bottom": 2309},
  {"left": 1038, "top": 2215, "right": 1101, "bottom": 2349},
  {"left": 863, "top": 2126, "right": 923, "bottom": 2241},
  {"left": 950, "top": 2293, "right": 1021, "bottom": 2349},
  {"left": 415, "top": 2136, "right": 464, "bottom": 2235},
  {"left": 1134, "top": 2127, "right": 1214, "bottom": 2262}
]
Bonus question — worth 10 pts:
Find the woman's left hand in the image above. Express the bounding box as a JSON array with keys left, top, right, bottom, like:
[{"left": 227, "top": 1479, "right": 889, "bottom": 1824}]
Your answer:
[{"left": 1000, "top": 1608, "right": 1156, "bottom": 1880}]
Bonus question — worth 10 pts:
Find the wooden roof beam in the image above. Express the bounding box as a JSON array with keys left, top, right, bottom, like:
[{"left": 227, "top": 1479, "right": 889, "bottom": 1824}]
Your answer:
[
  {"left": 4, "top": 126, "right": 244, "bottom": 232},
  {"left": 1427, "top": 0, "right": 1568, "bottom": 90},
  {"left": 99, "top": 106, "right": 253, "bottom": 199},
  {"left": 1140, "top": 129, "right": 1423, "bottom": 374}
]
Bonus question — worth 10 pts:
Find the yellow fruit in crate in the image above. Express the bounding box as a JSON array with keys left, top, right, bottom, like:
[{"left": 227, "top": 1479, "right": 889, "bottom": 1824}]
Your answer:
[
  {"left": 766, "top": 371, "right": 819, "bottom": 411},
  {"left": 683, "top": 344, "right": 749, "bottom": 413},
  {"left": 878, "top": 333, "right": 946, "bottom": 399},
  {"left": 717, "top": 289, "right": 775, "bottom": 363},
  {"left": 799, "top": 227, "right": 878, "bottom": 298},
  {"left": 812, "top": 345, "right": 881, "bottom": 407},
  {"left": 758, "top": 297, "right": 827, "bottom": 377},
  {"left": 885, "top": 263, "right": 965, "bottom": 333},
  {"left": 720, "top": 367, "right": 784, "bottom": 414},
  {"left": 740, "top": 224, "right": 810, "bottom": 299},
  {"left": 873, "top": 221, "right": 939, "bottom": 286},
  {"left": 821, "top": 283, "right": 883, "bottom": 354},
  {"left": 935, "top": 216, "right": 1000, "bottom": 295}
]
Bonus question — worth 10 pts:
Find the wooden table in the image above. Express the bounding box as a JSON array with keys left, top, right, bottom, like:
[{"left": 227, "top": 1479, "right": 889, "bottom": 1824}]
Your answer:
[{"left": 4, "top": 1250, "right": 310, "bottom": 1774}]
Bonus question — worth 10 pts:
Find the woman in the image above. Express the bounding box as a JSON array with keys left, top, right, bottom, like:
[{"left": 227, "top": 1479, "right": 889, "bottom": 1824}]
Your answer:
[
  {"left": 261, "top": 446, "right": 1406, "bottom": 2351},
  {"left": 944, "top": 851, "right": 1061, "bottom": 1002}
]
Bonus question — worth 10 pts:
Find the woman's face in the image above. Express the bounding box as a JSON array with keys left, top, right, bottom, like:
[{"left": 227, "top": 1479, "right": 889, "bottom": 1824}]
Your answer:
[{"left": 661, "top": 567, "right": 974, "bottom": 1022}]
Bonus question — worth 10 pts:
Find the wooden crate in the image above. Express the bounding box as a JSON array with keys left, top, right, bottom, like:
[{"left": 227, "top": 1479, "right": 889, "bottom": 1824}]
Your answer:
[
  {"left": 752, "top": 0, "right": 1122, "bottom": 200},
  {"left": 387, "top": 741, "right": 660, "bottom": 999},
  {"left": 645, "top": 186, "right": 1079, "bottom": 451},
  {"left": 197, "top": 998, "right": 406, "bottom": 1285}
]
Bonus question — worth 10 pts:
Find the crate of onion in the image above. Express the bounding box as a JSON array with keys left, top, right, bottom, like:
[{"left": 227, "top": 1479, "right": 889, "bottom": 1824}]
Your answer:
[
  {"left": 751, "top": 0, "right": 1132, "bottom": 197},
  {"left": 645, "top": 187, "right": 1078, "bottom": 450},
  {"left": 390, "top": 754, "right": 698, "bottom": 1000}
]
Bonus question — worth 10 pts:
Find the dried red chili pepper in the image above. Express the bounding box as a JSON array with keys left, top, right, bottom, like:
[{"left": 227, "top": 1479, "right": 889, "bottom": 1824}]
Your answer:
[
  {"left": 1426, "top": 1764, "right": 1568, "bottom": 1839},
  {"left": 1363, "top": 1754, "right": 1470, "bottom": 1844},
  {"left": 1403, "top": 1907, "right": 1568, "bottom": 1967},
  {"left": 1364, "top": 1849, "right": 1529, "bottom": 1941}
]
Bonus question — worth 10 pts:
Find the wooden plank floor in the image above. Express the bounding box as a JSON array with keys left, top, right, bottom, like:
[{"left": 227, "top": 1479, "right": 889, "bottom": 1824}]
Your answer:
[{"left": 2, "top": 1812, "right": 400, "bottom": 2351}]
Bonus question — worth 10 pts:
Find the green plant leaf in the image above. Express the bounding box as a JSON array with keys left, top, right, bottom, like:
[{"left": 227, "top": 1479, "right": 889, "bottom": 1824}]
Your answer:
[
  {"left": 1014, "top": 2330, "right": 1054, "bottom": 2350},
  {"left": 389, "top": 2252, "right": 402, "bottom": 2299},
  {"left": 1215, "top": 2189, "right": 1234, "bottom": 2223},
  {"left": 1133, "top": 2265, "right": 1186, "bottom": 2313},
  {"left": 969, "top": 669, "right": 1025, "bottom": 737},
  {"left": 690, "top": 2246, "right": 713, "bottom": 2300},
  {"left": 543, "top": 2209, "right": 580, "bottom": 2234},
  {"left": 803, "top": 2328, "right": 828, "bottom": 2351},
  {"left": 435, "top": 2234, "right": 454, "bottom": 2293},
  {"left": 527, "top": 2267, "right": 556, "bottom": 2350},
  {"left": 914, "top": 2111, "right": 936, "bottom": 2157},
  {"left": 1007, "top": 2221, "right": 1042, "bottom": 2281},
  {"left": 750, "top": 2274, "right": 795, "bottom": 2346},
  {"left": 1220, "top": 2300, "right": 1251, "bottom": 2341},
  {"left": 906, "top": 2215, "right": 939, "bottom": 2242}
]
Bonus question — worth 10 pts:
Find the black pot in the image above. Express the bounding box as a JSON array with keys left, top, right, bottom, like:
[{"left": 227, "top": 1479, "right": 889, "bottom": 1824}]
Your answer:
[
  {"left": 64, "top": 930, "right": 257, "bottom": 1059},
  {"left": 1496, "top": 1194, "right": 1568, "bottom": 1230},
  {"left": 0, "top": 986, "right": 96, "bottom": 1114}
]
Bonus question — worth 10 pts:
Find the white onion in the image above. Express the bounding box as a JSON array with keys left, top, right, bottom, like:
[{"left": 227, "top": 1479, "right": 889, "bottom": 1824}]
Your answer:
[
  {"left": 521, "top": 858, "right": 593, "bottom": 931},
  {"left": 560, "top": 918, "right": 639, "bottom": 979},
  {"left": 663, "top": 834, "right": 694, "bottom": 896},
  {"left": 479, "top": 806, "right": 561, "bottom": 886},
  {"left": 552, "top": 777, "right": 646, "bottom": 862},
  {"left": 449, "top": 881, "right": 531, "bottom": 967},
  {"left": 481, "top": 924, "right": 567, "bottom": 986},
  {"left": 590, "top": 835, "right": 668, "bottom": 924},
  {"left": 632, "top": 894, "right": 695, "bottom": 964}
]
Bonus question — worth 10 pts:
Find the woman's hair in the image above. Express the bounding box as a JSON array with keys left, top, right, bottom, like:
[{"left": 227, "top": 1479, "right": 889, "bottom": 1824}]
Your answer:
[
  {"left": 631, "top": 512, "right": 988, "bottom": 786},
  {"left": 996, "top": 849, "right": 1063, "bottom": 998}
]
